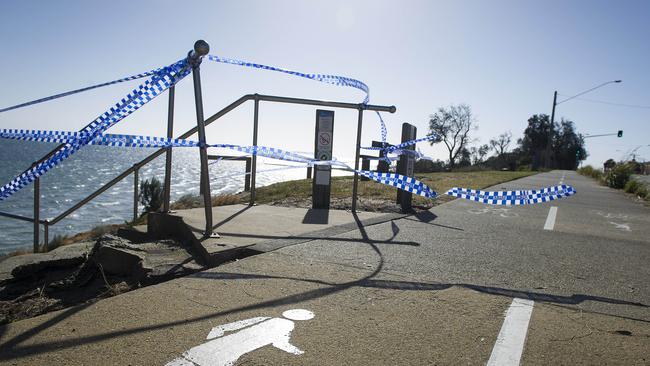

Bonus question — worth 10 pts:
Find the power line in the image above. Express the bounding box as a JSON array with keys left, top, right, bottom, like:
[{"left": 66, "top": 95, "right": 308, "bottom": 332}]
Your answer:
[{"left": 557, "top": 94, "right": 650, "bottom": 109}]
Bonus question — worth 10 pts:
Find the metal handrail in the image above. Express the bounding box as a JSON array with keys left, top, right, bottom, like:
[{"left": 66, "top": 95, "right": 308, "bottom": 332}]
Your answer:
[{"left": 0, "top": 92, "right": 395, "bottom": 251}]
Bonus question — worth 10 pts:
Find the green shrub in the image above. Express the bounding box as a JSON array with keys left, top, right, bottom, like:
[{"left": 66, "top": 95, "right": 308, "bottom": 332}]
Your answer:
[
  {"left": 636, "top": 184, "right": 648, "bottom": 199},
  {"left": 578, "top": 165, "right": 594, "bottom": 176},
  {"left": 139, "top": 177, "right": 164, "bottom": 213},
  {"left": 605, "top": 164, "right": 632, "bottom": 189},
  {"left": 578, "top": 165, "right": 603, "bottom": 181},
  {"left": 624, "top": 179, "right": 639, "bottom": 193}
]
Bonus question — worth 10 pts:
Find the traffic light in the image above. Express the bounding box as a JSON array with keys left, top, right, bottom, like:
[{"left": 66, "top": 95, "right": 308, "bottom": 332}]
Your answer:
[{"left": 617, "top": 130, "right": 623, "bottom": 137}]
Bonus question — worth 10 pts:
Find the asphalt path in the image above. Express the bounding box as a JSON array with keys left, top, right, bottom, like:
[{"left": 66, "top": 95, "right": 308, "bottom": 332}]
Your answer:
[
  {"left": 281, "top": 170, "right": 649, "bottom": 321},
  {"left": 1, "top": 170, "right": 648, "bottom": 365}
]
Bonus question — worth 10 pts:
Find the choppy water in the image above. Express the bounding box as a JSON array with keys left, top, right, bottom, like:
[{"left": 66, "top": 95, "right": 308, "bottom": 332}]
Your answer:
[{"left": 0, "top": 140, "right": 341, "bottom": 254}]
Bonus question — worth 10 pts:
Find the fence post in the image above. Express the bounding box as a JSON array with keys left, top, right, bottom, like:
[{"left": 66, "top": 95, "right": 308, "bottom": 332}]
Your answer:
[
  {"left": 133, "top": 164, "right": 139, "bottom": 222},
  {"left": 189, "top": 40, "right": 216, "bottom": 237},
  {"left": 396, "top": 123, "right": 417, "bottom": 212},
  {"left": 250, "top": 95, "right": 259, "bottom": 205},
  {"left": 351, "top": 107, "right": 364, "bottom": 212},
  {"left": 244, "top": 157, "right": 252, "bottom": 192},
  {"left": 163, "top": 85, "right": 175, "bottom": 212},
  {"left": 43, "top": 221, "right": 49, "bottom": 252},
  {"left": 33, "top": 171, "right": 40, "bottom": 253}
]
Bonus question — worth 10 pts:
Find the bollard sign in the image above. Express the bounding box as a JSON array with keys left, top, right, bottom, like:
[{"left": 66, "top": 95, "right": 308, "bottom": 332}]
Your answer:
[
  {"left": 396, "top": 123, "right": 417, "bottom": 212},
  {"left": 313, "top": 110, "right": 334, "bottom": 209}
]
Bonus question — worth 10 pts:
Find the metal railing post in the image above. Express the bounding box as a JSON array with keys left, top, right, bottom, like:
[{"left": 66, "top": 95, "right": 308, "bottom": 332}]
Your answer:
[
  {"left": 163, "top": 85, "right": 175, "bottom": 212},
  {"left": 43, "top": 221, "right": 49, "bottom": 252},
  {"left": 189, "top": 40, "right": 216, "bottom": 237},
  {"left": 244, "top": 157, "right": 252, "bottom": 192},
  {"left": 33, "top": 170, "right": 40, "bottom": 253},
  {"left": 133, "top": 164, "right": 139, "bottom": 221},
  {"left": 351, "top": 107, "right": 364, "bottom": 213},
  {"left": 250, "top": 95, "right": 259, "bottom": 205}
]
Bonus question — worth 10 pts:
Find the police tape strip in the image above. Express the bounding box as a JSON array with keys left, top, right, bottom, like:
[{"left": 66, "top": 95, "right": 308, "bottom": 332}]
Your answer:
[
  {"left": 204, "top": 55, "right": 390, "bottom": 144},
  {"left": 0, "top": 59, "right": 191, "bottom": 200},
  {"left": 445, "top": 185, "right": 576, "bottom": 205},
  {"left": 0, "top": 53, "right": 577, "bottom": 205}
]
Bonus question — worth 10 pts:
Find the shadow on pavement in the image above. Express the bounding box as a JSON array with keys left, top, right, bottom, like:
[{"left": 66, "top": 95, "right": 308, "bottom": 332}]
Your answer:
[
  {"left": 0, "top": 213, "right": 646, "bottom": 361},
  {"left": 302, "top": 209, "right": 329, "bottom": 224}
]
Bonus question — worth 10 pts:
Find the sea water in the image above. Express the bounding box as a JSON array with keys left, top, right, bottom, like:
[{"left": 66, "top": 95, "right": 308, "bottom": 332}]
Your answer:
[{"left": 0, "top": 140, "right": 345, "bottom": 254}]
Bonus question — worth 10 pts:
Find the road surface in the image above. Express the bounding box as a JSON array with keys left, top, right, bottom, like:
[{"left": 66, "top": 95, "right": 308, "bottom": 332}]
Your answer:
[{"left": 1, "top": 170, "right": 648, "bottom": 365}]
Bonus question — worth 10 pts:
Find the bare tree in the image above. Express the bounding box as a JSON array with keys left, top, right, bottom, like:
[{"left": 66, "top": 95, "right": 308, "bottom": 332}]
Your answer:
[
  {"left": 489, "top": 131, "right": 512, "bottom": 156},
  {"left": 470, "top": 144, "right": 490, "bottom": 165},
  {"left": 428, "top": 104, "right": 475, "bottom": 170}
]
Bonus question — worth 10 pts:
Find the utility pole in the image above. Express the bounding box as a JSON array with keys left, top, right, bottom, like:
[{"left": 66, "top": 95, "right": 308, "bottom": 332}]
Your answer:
[{"left": 547, "top": 91, "right": 557, "bottom": 169}]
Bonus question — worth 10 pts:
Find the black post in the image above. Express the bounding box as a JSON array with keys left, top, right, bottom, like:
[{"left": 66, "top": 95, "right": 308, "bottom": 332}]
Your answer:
[
  {"left": 396, "top": 123, "right": 417, "bottom": 212},
  {"left": 163, "top": 85, "right": 175, "bottom": 212},
  {"left": 372, "top": 140, "right": 390, "bottom": 173},
  {"left": 250, "top": 96, "right": 259, "bottom": 205},
  {"left": 313, "top": 109, "right": 335, "bottom": 209},
  {"left": 351, "top": 107, "right": 363, "bottom": 212},
  {"left": 547, "top": 91, "right": 557, "bottom": 169},
  {"left": 360, "top": 157, "right": 370, "bottom": 180},
  {"left": 133, "top": 164, "right": 139, "bottom": 221},
  {"left": 33, "top": 170, "right": 40, "bottom": 253},
  {"left": 244, "top": 157, "right": 252, "bottom": 192},
  {"left": 189, "top": 40, "right": 215, "bottom": 237}
]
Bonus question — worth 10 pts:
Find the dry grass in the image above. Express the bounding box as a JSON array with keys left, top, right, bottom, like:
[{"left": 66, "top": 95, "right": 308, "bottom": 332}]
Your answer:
[{"left": 252, "top": 170, "right": 537, "bottom": 207}]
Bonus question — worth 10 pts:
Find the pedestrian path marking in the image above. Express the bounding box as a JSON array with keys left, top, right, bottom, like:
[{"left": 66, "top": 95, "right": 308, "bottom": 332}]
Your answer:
[
  {"left": 487, "top": 298, "right": 534, "bottom": 366},
  {"left": 166, "top": 309, "right": 314, "bottom": 366},
  {"left": 543, "top": 206, "right": 558, "bottom": 230}
]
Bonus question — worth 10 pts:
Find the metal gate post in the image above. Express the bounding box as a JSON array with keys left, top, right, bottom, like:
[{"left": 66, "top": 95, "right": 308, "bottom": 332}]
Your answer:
[
  {"left": 33, "top": 171, "right": 40, "bottom": 253},
  {"left": 163, "top": 85, "right": 175, "bottom": 212},
  {"left": 250, "top": 95, "right": 259, "bottom": 205},
  {"left": 189, "top": 40, "right": 216, "bottom": 237},
  {"left": 133, "top": 164, "right": 139, "bottom": 221},
  {"left": 351, "top": 107, "right": 364, "bottom": 212}
]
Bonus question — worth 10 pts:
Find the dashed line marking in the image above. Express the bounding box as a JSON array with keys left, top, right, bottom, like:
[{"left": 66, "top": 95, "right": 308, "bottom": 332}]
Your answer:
[
  {"left": 543, "top": 206, "right": 558, "bottom": 230},
  {"left": 487, "top": 298, "right": 535, "bottom": 366}
]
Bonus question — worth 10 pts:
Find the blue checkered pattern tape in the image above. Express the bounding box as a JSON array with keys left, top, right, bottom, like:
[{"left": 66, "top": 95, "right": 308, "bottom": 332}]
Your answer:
[
  {"left": 0, "top": 68, "right": 163, "bottom": 114},
  {"left": 445, "top": 185, "right": 576, "bottom": 205},
  {"left": 356, "top": 171, "right": 437, "bottom": 199},
  {"left": 0, "top": 59, "right": 190, "bottom": 200},
  {"left": 206, "top": 54, "right": 389, "bottom": 144}
]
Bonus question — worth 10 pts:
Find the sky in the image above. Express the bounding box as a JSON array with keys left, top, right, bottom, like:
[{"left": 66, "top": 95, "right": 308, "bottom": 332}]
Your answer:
[{"left": 0, "top": 0, "right": 648, "bottom": 167}]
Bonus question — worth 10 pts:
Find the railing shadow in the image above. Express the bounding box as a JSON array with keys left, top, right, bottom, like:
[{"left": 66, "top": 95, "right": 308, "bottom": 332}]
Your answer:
[{"left": 0, "top": 212, "right": 646, "bottom": 361}]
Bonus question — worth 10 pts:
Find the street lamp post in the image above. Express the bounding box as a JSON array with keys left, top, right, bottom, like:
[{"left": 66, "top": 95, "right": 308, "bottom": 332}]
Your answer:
[{"left": 547, "top": 80, "right": 622, "bottom": 168}]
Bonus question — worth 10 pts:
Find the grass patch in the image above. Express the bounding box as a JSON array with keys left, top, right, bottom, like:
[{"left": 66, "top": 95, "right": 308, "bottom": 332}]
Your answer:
[{"left": 253, "top": 170, "right": 537, "bottom": 206}]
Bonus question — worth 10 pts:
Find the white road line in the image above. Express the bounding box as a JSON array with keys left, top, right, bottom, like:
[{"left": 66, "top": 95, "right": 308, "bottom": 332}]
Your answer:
[
  {"left": 543, "top": 206, "right": 558, "bottom": 230},
  {"left": 559, "top": 172, "right": 566, "bottom": 184},
  {"left": 487, "top": 298, "right": 535, "bottom": 366}
]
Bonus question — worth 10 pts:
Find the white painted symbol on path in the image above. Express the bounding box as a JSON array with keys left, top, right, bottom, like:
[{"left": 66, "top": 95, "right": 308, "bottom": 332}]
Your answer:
[
  {"left": 608, "top": 221, "right": 631, "bottom": 232},
  {"left": 166, "top": 309, "right": 315, "bottom": 366},
  {"left": 468, "top": 207, "right": 519, "bottom": 218}
]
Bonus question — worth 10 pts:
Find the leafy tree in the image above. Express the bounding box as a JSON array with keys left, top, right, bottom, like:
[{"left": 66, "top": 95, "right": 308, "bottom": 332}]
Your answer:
[
  {"left": 457, "top": 147, "right": 472, "bottom": 168},
  {"left": 552, "top": 119, "right": 587, "bottom": 169},
  {"left": 518, "top": 114, "right": 587, "bottom": 170},
  {"left": 428, "top": 104, "right": 476, "bottom": 170},
  {"left": 489, "top": 131, "right": 512, "bottom": 156},
  {"left": 470, "top": 144, "right": 490, "bottom": 165},
  {"left": 519, "top": 114, "right": 553, "bottom": 169}
]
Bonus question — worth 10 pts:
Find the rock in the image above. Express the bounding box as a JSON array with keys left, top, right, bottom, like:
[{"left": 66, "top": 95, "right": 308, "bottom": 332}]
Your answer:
[
  {"left": 1, "top": 242, "right": 95, "bottom": 282},
  {"left": 93, "top": 235, "right": 201, "bottom": 284}
]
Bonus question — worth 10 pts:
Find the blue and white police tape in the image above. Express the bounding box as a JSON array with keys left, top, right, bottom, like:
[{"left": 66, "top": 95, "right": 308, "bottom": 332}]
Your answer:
[
  {"left": 0, "top": 68, "right": 163, "bottom": 114},
  {"left": 445, "top": 185, "right": 576, "bottom": 205},
  {"left": 205, "top": 54, "right": 390, "bottom": 145},
  {"left": 0, "top": 59, "right": 191, "bottom": 200}
]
